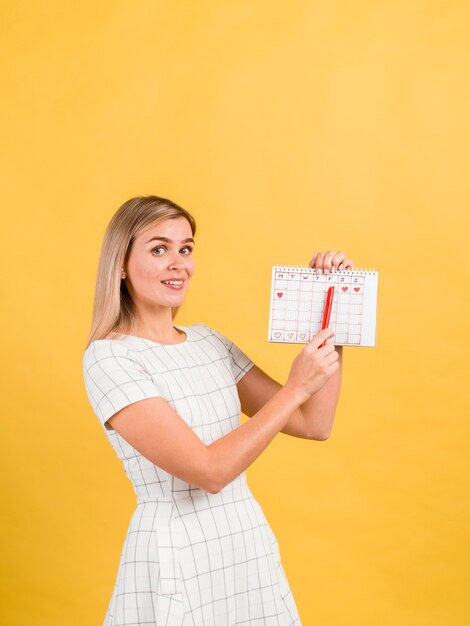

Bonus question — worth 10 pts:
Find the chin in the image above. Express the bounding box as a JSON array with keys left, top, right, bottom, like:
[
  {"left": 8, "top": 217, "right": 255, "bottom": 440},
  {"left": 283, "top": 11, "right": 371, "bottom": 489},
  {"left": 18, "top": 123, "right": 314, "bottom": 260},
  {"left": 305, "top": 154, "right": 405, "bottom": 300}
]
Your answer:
[
  {"left": 153, "top": 282, "right": 187, "bottom": 307},
  {"left": 165, "top": 294, "right": 187, "bottom": 305}
]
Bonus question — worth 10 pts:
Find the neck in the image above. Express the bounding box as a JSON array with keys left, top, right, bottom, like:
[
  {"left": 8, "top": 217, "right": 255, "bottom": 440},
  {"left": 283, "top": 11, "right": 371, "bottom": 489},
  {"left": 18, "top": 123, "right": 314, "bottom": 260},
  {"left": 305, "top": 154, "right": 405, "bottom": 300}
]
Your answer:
[{"left": 129, "top": 305, "right": 180, "bottom": 343}]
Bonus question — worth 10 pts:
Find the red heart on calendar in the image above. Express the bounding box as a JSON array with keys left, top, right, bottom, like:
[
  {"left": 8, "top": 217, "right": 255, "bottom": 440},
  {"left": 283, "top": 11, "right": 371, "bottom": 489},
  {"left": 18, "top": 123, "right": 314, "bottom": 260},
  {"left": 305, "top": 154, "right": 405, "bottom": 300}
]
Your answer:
[
  {"left": 342, "top": 287, "right": 348, "bottom": 292},
  {"left": 277, "top": 292, "right": 283, "bottom": 298},
  {"left": 354, "top": 287, "right": 360, "bottom": 292},
  {"left": 274, "top": 332, "right": 281, "bottom": 338},
  {"left": 300, "top": 333, "right": 306, "bottom": 340},
  {"left": 287, "top": 332, "right": 293, "bottom": 339}
]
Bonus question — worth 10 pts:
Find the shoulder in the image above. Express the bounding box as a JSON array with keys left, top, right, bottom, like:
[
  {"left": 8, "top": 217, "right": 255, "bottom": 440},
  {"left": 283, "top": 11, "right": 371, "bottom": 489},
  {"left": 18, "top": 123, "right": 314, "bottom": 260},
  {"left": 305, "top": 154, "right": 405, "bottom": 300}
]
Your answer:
[
  {"left": 193, "top": 324, "right": 254, "bottom": 382},
  {"left": 178, "top": 322, "right": 230, "bottom": 345},
  {"left": 82, "top": 338, "right": 139, "bottom": 371},
  {"left": 191, "top": 323, "right": 232, "bottom": 347},
  {"left": 187, "top": 322, "right": 214, "bottom": 335}
]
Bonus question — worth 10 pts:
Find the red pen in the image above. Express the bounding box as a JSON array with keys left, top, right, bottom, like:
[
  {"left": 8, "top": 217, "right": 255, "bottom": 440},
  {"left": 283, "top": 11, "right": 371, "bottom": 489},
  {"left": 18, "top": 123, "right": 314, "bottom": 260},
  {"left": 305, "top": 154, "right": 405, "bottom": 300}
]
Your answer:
[{"left": 320, "top": 286, "right": 335, "bottom": 347}]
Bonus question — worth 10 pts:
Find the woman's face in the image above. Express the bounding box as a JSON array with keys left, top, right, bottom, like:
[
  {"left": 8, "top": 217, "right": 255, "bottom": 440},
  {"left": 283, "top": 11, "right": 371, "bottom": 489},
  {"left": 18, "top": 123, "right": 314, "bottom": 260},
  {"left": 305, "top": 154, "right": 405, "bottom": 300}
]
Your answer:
[{"left": 124, "top": 216, "right": 195, "bottom": 311}]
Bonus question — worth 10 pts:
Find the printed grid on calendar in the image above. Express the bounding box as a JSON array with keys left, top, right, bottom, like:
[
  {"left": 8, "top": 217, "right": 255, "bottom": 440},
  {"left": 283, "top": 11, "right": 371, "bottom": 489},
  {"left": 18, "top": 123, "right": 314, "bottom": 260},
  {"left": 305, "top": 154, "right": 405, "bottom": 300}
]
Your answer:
[{"left": 268, "top": 266, "right": 378, "bottom": 347}]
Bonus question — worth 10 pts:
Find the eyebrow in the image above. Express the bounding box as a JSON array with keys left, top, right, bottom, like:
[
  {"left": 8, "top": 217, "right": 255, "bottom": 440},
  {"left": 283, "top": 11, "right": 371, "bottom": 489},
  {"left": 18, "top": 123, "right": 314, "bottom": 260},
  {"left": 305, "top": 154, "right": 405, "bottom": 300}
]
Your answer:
[{"left": 145, "top": 236, "right": 195, "bottom": 245}]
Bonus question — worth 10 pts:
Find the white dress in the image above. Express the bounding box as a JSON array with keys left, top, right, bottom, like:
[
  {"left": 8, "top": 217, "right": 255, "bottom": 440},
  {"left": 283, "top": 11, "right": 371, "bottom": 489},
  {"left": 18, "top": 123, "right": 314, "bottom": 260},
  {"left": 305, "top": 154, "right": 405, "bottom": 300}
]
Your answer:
[{"left": 82, "top": 323, "right": 301, "bottom": 626}]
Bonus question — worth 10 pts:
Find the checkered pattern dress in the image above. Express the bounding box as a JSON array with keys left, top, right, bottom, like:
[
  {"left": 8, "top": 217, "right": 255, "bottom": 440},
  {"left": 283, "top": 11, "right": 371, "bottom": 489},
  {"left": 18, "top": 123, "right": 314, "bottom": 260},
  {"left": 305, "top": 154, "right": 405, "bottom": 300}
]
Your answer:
[{"left": 83, "top": 323, "right": 301, "bottom": 625}]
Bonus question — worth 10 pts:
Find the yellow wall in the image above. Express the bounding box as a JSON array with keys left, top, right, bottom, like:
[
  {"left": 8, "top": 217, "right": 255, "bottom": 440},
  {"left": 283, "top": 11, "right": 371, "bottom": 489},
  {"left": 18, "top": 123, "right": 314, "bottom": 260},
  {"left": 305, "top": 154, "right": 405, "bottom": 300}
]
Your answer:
[{"left": 1, "top": 1, "right": 468, "bottom": 624}]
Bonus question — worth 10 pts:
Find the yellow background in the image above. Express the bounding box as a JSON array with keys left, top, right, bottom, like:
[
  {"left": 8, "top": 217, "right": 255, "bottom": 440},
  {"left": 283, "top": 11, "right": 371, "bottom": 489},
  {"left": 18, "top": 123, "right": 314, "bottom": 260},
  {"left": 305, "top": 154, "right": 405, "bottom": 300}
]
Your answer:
[{"left": 1, "top": 1, "right": 469, "bottom": 624}]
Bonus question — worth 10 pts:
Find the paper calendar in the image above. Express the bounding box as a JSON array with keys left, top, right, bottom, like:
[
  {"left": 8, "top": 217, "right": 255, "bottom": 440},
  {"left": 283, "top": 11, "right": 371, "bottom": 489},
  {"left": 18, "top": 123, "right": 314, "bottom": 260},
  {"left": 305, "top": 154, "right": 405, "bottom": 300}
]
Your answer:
[{"left": 268, "top": 265, "right": 378, "bottom": 347}]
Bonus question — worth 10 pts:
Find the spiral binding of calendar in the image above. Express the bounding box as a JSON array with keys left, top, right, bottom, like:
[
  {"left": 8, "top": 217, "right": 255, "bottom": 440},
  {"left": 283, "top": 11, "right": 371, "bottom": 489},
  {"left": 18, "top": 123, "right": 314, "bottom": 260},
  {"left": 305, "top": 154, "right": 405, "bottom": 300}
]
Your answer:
[{"left": 274, "top": 264, "right": 377, "bottom": 275}]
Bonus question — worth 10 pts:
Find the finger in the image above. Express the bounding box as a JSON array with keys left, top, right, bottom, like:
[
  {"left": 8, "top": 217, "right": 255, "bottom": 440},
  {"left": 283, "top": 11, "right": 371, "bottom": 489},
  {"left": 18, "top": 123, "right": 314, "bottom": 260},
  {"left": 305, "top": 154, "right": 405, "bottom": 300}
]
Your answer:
[
  {"left": 318, "top": 340, "right": 337, "bottom": 356},
  {"left": 322, "top": 250, "right": 337, "bottom": 272},
  {"left": 308, "top": 327, "right": 335, "bottom": 349},
  {"left": 308, "top": 252, "right": 319, "bottom": 268},
  {"left": 324, "top": 348, "right": 339, "bottom": 364},
  {"left": 314, "top": 252, "right": 325, "bottom": 274},
  {"left": 325, "top": 343, "right": 337, "bottom": 355},
  {"left": 338, "top": 257, "right": 353, "bottom": 271},
  {"left": 331, "top": 251, "right": 347, "bottom": 272},
  {"left": 327, "top": 360, "right": 340, "bottom": 374}
]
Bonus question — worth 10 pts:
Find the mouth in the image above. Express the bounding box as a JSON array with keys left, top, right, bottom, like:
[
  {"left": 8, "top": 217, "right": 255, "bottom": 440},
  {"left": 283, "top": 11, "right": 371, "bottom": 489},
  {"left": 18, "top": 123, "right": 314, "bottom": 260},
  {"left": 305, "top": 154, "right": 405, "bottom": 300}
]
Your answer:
[{"left": 161, "top": 279, "right": 185, "bottom": 290}]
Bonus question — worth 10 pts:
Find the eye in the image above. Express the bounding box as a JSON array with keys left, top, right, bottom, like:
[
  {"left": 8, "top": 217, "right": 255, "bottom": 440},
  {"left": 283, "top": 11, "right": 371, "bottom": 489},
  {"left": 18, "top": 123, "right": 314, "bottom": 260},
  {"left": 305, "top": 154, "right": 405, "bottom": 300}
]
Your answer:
[
  {"left": 151, "top": 246, "right": 166, "bottom": 255},
  {"left": 180, "top": 246, "right": 193, "bottom": 254}
]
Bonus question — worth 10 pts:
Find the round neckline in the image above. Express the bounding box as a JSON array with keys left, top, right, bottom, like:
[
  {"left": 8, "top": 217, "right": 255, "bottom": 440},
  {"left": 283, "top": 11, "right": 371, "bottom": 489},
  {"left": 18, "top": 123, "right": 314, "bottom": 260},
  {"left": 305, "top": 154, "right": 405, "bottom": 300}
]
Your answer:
[{"left": 118, "top": 324, "right": 190, "bottom": 347}]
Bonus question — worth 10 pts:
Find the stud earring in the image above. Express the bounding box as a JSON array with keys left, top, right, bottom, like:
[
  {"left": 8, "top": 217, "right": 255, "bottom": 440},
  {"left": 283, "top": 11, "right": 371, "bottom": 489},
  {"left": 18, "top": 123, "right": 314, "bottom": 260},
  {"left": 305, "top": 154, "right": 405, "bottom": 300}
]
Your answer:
[{"left": 121, "top": 267, "right": 126, "bottom": 279}]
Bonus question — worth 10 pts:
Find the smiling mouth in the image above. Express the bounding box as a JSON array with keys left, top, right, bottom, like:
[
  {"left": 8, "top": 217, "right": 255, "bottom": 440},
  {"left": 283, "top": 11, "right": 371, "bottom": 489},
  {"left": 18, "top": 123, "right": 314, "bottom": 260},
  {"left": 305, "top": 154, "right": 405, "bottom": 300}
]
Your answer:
[{"left": 160, "top": 279, "right": 186, "bottom": 291}]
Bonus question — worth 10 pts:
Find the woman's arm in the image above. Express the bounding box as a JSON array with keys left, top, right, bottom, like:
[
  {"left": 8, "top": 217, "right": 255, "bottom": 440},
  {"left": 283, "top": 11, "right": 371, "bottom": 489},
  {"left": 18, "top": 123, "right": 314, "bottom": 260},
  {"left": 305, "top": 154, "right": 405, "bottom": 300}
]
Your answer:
[
  {"left": 105, "top": 328, "right": 336, "bottom": 494},
  {"left": 106, "top": 385, "right": 305, "bottom": 494},
  {"left": 238, "top": 246, "right": 350, "bottom": 438},
  {"left": 237, "top": 345, "right": 342, "bottom": 440}
]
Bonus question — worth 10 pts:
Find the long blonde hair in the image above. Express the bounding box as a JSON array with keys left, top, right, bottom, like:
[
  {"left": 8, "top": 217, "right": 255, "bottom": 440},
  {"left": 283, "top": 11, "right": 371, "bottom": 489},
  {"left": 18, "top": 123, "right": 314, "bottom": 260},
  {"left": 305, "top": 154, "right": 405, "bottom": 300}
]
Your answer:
[{"left": 85, "top": 195, "right": 197, "bottom": 349}]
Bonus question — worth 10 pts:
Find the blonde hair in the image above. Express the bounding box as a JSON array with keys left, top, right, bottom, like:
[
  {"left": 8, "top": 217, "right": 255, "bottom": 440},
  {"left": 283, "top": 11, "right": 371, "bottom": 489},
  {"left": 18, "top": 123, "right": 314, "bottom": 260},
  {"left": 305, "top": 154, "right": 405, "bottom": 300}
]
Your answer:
[{"left": 85, "top": 195, "right": 196, "bottom": 349}]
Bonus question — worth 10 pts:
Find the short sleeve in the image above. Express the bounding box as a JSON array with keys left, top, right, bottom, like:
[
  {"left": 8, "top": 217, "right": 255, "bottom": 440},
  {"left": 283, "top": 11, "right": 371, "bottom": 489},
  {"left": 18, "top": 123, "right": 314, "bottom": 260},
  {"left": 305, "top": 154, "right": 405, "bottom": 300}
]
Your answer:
[
  {"left": 82, "top": 340, "right": 163, "bottom": 426},
  {"left": 204, "top": 325, "right": 255, "bottom": 383}
]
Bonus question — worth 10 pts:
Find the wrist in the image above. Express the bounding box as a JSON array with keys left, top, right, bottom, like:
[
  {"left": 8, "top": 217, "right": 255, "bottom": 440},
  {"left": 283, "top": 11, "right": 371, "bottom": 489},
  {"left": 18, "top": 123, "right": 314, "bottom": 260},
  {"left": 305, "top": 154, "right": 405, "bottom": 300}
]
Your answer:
[{"left": 281, "top": 383, "right": 309, "bottom": 408}]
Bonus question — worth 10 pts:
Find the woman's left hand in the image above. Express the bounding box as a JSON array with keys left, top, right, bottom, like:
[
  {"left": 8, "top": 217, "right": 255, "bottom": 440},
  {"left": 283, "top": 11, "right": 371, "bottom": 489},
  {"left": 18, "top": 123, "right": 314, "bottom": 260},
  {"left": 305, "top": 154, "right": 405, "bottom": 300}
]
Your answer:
[{"left": 308, "top": 250, "right": 354, "bottom": 273}]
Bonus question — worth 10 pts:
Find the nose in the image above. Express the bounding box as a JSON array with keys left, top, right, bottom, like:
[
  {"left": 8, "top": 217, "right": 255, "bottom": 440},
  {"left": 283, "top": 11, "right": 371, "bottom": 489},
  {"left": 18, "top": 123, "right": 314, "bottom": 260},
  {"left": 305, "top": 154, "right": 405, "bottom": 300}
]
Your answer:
[{"left": 167, "top": 251, "right": 185, "bottom": 271}]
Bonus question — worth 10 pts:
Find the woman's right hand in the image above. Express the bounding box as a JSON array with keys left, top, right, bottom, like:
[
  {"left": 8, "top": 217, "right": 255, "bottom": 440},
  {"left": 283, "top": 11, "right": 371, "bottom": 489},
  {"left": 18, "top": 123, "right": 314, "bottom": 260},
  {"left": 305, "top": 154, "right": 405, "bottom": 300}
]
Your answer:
[{"left": 285, "top": 328, "right": 339, "bottom": 402}]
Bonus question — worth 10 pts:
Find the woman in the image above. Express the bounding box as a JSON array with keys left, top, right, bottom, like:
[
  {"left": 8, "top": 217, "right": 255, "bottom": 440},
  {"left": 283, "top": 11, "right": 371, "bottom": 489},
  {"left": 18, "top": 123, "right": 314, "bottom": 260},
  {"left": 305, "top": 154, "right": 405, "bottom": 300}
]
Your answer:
[{"left": 82, "top": 195, "right": 354, "bottom": 626}]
